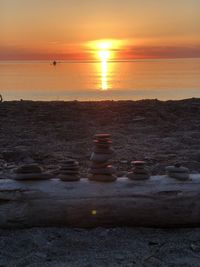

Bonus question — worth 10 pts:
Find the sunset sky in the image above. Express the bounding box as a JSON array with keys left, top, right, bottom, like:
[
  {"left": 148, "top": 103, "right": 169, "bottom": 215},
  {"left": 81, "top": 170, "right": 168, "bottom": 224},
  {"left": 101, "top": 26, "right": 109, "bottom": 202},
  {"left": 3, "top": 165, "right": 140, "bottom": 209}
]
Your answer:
[{"left": 1, "top": 0, "right": 200, "bottom": 60}]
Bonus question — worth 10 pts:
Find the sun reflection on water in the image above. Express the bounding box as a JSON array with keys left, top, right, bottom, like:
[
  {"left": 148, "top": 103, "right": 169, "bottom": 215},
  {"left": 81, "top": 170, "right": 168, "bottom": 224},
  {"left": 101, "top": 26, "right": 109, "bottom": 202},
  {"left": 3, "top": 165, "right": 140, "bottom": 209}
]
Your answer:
[
  {"left": 98, "top": 49, "right": 110, "bottom": 90},
  {"left": 98, "top": 44, "right": 111, "bottom": 90}
]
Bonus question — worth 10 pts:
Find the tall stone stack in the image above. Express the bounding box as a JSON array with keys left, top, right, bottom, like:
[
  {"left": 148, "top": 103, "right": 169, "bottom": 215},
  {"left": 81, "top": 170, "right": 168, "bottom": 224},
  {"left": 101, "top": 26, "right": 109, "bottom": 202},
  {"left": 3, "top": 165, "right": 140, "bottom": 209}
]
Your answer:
[
  {"left": 58, "top": 159, "right": 80, "bottom": 181},
  {"left": 127, "top": 161, "right": 150, "bottom": 180},
  {"left": 89, "top": 134, "right": 116, "bottom": 182}
]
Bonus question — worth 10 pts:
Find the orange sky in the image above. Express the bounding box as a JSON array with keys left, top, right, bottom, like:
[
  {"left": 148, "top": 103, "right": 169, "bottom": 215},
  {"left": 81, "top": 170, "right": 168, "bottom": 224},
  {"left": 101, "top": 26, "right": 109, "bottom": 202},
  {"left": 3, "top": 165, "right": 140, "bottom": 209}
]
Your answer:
[{"left": 1, "top": 0, "right": 200, "bottom": 60}]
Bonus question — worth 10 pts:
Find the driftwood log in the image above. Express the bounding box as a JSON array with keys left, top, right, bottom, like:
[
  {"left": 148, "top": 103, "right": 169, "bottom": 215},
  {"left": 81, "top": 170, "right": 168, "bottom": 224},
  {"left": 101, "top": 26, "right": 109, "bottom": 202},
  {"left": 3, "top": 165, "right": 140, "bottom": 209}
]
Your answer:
[{"left": 0, "top": 175, "right": 200, "bottom": 228}]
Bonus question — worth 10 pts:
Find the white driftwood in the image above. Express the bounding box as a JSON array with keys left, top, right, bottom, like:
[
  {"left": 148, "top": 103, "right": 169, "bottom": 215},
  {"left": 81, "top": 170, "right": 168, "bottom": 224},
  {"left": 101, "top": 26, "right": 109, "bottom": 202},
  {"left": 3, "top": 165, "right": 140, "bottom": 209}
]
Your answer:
[{"left": 0, "top": 175, "right": 200, "bottom": 228}]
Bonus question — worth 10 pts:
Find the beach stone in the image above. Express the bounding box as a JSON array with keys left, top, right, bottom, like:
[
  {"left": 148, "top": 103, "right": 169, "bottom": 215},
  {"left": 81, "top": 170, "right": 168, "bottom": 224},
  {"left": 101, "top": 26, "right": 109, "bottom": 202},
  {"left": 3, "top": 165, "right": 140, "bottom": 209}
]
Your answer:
[
  {"left": 90, "top": 166, "right": 116, "bottom": 175},
  {"left": 89, "top": 133, "right": 116, "bottom": 182},
  {"left": 90, "top": 152, "right": 113, "bottom": 162},
  {"left": 13, "top": 164, "right": 52, "bottom": 180},
  {"left": 59, "top": 174, "right": 80, "bottom": 182},
  {"left": 166, "top": 164, "right": 190, "bottom": 181},
  {"left": 58, "top": 159, "right": 80, "bottom": 182},
  {"left": 127, "top": 161, "right": 150, "bottom": 181},
  {"left": 15, "top": 164, "right": 42, "bottom": 174}
]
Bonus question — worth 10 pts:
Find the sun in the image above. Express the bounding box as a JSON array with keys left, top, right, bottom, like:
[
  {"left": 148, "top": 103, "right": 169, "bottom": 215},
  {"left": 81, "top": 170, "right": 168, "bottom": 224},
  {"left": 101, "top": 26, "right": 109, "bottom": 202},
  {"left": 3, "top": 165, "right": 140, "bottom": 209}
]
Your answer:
[{"left": 87, "top": 39, "right": 122, "bottom": 61}]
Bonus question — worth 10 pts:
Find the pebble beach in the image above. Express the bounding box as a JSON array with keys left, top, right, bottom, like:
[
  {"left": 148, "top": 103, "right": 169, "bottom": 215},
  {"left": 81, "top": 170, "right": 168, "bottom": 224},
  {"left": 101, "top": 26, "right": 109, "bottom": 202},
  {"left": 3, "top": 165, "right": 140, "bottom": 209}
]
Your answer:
[{"left": 0, "top": 98, "right": 200, "bottom": 266}]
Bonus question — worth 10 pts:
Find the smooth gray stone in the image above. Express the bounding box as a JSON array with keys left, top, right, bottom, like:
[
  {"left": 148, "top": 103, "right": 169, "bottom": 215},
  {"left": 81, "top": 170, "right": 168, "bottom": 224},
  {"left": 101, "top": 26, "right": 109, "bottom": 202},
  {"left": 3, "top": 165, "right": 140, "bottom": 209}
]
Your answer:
[
  {"left": 90, "top": 153, "right": 113, "bottom": 162},
  {"left": 59, "top": 170, "right": 79, "bottom": 175},
  {"left": 15, "top": 164, "right": 42, "bottom": 174},
  {"left": 166, "top": 166, "right": 189, "bottom": 174},
  {"left": 131, "top": 161, "right": 146, "bottom": 167},
  {"left": 90, "top": 166, "right": 116, "bottom": 175},
  {"left": 167, "top": 173, "right": 190, "bottom": 181}
]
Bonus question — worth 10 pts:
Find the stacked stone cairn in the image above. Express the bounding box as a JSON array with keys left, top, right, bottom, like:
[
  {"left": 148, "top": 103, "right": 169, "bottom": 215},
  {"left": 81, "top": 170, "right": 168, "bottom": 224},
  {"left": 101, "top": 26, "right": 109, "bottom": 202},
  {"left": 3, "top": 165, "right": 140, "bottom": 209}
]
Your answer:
[
  {"left": 58, "top": 159, "right": 80, "bottom": 181},
  {"left": 165, "top": 163, "right": 190, "bottom": 181},
  {"left": 127, "top": 161, "right": 150, "bottom": 180},
  {"left": 89, "top": 134, "right": 116, "bottom": 182},
  {"left": 13, "top": 164, "right": 51, "bottom": 180}
]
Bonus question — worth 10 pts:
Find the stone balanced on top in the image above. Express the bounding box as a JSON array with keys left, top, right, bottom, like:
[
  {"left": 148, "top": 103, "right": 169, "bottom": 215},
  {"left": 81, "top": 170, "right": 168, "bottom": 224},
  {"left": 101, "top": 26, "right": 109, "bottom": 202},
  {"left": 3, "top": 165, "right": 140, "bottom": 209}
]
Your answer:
[
  {"left": 58, "top": 159, "right": 80, "bottom": 181},
  {"left": 13, "top": 164, "right": 52, "bottom": 180},
  {"left": 127, "top": 161, "right": 150, "bottom": 180},
  {"left": 165, "top": 163, "right": 190, "bottom": 181},
  {"left": 89, "top": 134, "right": 116, "bottom": 182}
]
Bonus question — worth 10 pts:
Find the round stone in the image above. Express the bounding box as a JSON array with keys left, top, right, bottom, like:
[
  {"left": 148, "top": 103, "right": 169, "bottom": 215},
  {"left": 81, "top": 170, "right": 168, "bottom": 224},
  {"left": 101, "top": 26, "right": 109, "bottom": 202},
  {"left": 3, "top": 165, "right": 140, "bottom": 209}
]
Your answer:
[
  {"left": 15, "top": 164, "right": 42, "bottom": 174},
  {"left": 59, "top": 170, "right": 79, "bottom": 174},
  {"left": 131, "top": 161, "right": 146, "bottom": 166},
  {"left": 90, "top": 152, "right": 112, "bottom": 162},
  {"left": 94, "top": 134, "right": 111, "bottom": 139},
  {"left": 167, "top": 172, "right": 190, "bottom": 181},
  {"left": 90, "top": 166, "right": 116, "bottom": 175},
  {"left": 90, "top": 162, "right": 111, "bottom": 168},
  {"left": 166, "top": 166, "right": 189, "bottom": 174}
]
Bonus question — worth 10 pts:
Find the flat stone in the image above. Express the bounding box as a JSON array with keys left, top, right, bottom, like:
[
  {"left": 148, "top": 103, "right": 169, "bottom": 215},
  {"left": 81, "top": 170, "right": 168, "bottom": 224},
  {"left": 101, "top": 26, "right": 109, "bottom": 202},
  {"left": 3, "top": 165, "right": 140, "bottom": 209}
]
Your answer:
[
  {"left": 94, "top": 134, "right": 111, "bottom": 139},
  {"left": 88, "top": 174, "right": 116, "bottom": 182},
  {"left": 13, "top": 172, "right": 52, "bottom": 180},
  {"left": 90, "top": 166, "right": 116, "bottom": 175},
  {"left": 90, "top": 152, "right": 112, "bottom": 162},
  {"left": 59, "top": 170, "right": 79, "bottom": 175},
  {"left": 60, "top": 166, "right": 79, "bottom": 171},
  {"left": 166, "top": 166, "right": 189, "bottom": 174},
  {"left": 90, "top": 162, "right": 111, "bottom": 168},
  {"left": 15, "top": 164, "right": 42, "bottom": 174},
  {"left": 167, "top": 172, "right": 190, "bottom": 181},
  {"left": 94, "top": 140, "right": 112, "bottom": 145},
  {"left": 131, "top": 161, "right": 146, "bottom": 166}
]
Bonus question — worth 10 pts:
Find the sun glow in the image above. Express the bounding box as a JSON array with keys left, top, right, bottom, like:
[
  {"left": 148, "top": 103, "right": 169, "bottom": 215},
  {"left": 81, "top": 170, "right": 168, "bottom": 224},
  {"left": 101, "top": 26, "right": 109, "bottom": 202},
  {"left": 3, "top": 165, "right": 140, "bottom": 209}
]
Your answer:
[{"left": 87, "top": 39, "right": 122, "bottom": 91}]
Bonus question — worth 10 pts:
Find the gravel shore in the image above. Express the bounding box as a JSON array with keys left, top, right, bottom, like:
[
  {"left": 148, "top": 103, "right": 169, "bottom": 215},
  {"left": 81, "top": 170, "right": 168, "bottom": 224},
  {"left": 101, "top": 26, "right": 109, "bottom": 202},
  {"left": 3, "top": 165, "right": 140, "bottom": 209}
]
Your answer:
[
  {"left": 0, "top": 98, "right": 200, "bottom": 266},
  {"left": 0, "top": 98, "right": 200, "bottom": 177},
  {"left": 1, "top": 227, "right": 200, "bottom": 267}
]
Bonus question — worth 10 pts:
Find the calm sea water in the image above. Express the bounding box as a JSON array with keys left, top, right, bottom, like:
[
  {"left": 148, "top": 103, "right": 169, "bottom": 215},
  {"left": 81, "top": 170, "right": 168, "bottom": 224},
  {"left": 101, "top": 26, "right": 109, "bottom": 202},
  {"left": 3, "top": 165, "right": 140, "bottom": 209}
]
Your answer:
[{"left": 0, "top": 59, "right": 200, "bottom": 101}]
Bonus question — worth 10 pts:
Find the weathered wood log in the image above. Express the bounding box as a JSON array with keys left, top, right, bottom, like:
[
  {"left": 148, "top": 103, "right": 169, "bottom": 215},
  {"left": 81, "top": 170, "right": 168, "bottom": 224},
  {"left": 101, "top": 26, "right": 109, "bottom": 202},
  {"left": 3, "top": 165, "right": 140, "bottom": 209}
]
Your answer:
[{"left": 0, "top": 175, "right": 200, "bottom": 228}]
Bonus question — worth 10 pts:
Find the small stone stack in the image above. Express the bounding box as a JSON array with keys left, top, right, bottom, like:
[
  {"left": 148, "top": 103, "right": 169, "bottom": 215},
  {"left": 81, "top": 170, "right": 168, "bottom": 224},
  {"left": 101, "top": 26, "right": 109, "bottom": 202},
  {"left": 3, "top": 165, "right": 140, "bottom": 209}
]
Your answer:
[
  {"left": 89, "top": 134, "right": 116, "bottom": 182},
  {"left": 58, "top": 159, "right": 80, "bottom": 181},
  {"left": 127, "top": 161, "right": 150, "bottom": 180},
  {"left": 13, "top": 164, "right": 51, "bottom": 180},
  {"left": 165, "top": 163, "right": 190, "bottom": 181}
]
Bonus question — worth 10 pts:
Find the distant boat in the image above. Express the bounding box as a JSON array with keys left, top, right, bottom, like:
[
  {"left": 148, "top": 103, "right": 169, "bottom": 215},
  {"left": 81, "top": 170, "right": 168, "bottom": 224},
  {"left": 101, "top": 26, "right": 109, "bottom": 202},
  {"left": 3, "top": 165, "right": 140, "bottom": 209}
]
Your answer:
[{"left": 53, "top": 61, "right": 57, "bottom": 66}]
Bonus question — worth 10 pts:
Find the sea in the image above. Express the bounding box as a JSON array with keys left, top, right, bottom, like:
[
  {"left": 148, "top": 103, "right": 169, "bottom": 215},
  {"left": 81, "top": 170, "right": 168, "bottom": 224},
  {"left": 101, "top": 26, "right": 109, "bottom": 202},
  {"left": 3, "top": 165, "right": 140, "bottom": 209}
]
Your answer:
[{"left": 0, "top": 58, "right": 200, "bottom": 101}]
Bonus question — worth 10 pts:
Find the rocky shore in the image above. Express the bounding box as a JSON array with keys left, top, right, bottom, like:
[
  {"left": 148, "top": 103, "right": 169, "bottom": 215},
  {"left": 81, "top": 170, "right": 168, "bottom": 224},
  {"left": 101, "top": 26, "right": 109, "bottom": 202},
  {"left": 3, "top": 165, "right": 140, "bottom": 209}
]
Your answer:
[
  {"left": 0, "top": 98, "right": 200, "bottom": 266},
  {"left": 0, "top": 98, "right": 200, "bottom": 177}
]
